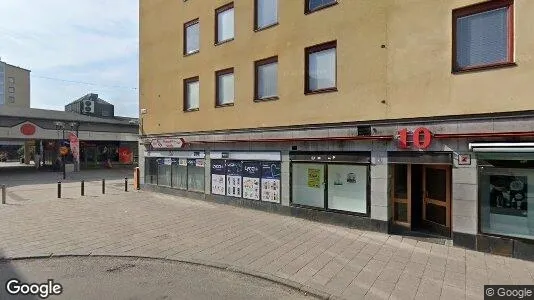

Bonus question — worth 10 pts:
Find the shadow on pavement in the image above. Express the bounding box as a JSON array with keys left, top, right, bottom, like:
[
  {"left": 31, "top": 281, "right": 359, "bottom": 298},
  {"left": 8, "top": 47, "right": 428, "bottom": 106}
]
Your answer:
[
  {"left": 0, "top": 250, "right": 38, "bottom": 300},
  {"left": 0, "top": 166, "right": 135, "bottom": 189}
]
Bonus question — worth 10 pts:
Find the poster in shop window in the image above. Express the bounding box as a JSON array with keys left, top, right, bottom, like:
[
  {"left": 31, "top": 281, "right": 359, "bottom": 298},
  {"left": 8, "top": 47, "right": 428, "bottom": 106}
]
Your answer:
[
  {"left": 226, "top": 161, "right": 242, "bottom": 198},
  {"left": 211, "top": 160, "right": 226, "bottom": 195},
  {"left": 242, "top": 161, "right": 261, "bottom": 200},
  {"left": 307, "top": 168, "right": 321, "bottom": 188},
  {"left": 261, "top": 162, "right": 281, "bottom": 203},
  {"left": 489, "top": 175, "right": 528, "bottom": 217}
]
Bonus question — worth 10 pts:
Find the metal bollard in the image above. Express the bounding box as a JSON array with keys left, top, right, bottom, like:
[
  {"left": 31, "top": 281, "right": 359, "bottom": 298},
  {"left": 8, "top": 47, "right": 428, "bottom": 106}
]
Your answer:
[
  {"left": 1, "top": 185, "right": 6, "bottom": 204},
  {"left": 124, "top": 177, "right": 128, "bottom": 192},
  {"left": 57, "top": 181, "right": 61, "bottom": 199},
  {"left": 81, "top": 180, "right": 85, "bottom": 196},
  {"left": 102, "top": 179, "right": 105, "bottom": 194}
]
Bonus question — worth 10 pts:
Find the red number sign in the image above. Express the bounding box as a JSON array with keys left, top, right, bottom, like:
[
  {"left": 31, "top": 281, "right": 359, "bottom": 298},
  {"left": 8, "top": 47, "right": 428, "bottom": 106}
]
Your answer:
[{"left": 397, "top": 127, "right": 432, "bottom": 149}]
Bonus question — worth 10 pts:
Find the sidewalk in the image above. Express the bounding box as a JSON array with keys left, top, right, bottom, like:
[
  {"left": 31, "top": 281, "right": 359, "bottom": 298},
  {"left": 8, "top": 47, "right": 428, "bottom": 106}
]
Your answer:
[{"left": 0, "top": 190, "right": 533, "bottom": 300}]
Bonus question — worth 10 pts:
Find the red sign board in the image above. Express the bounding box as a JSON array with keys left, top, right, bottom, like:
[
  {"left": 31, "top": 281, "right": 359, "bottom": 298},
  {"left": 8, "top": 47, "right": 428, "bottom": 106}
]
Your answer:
[
  {"left": 151, "top": 138, "right": 185, "bottom": 149},
  {"left": 20, "top": 123, "right": 36, "bottom": 136},
  {"left": 397, "top": 127, "right": 432, "bottom": 149}
]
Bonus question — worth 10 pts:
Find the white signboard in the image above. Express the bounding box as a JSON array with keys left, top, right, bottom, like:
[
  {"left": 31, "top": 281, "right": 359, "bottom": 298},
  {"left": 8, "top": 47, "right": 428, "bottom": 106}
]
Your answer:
[{"left": 151, "top": 138, "right": 185, "bottom": 149}]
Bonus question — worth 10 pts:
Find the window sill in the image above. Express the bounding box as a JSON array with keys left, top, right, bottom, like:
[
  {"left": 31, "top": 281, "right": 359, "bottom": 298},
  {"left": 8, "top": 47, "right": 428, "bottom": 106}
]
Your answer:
[
  {"left": 452, "top": 62, "right": 517, "bottom": 74},
  {"left": 215, "top": 102, "right": 234, "bottom": 108},
  {"left": 305, "top": 87, "right": 338, "bottom": 95},
  {"left": 183, "top": 108, "right": 199, "bottom": 112},
  {"left": 305, "top": 1, "right": 338, "bottom": 15},
  {"left": 254, "top": 96, "right": 279, "bottom": 102},
  {"left": 254, "top": 22, "right": 279, "bottom": 32},
  {"left": 215, "top": 38, "right": 234, "bottom": 46},
  {"left": 183, "top": 50, "right": 199, "bottom": 57}
]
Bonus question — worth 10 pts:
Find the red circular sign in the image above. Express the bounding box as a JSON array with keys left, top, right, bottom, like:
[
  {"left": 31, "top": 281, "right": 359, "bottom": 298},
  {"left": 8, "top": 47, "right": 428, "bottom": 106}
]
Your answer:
[{"left": 20, "top": 123, "right": 36, "bottom": 136}]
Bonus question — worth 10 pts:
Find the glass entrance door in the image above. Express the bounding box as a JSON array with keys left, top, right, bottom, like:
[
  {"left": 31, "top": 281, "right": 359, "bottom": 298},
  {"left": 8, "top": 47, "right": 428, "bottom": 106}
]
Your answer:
[
  {"left": 392, "top": 164, "right": 411, "bottom": 228},
  {"left": 422, "top": 165, "right": 451, "bottom": 235}
]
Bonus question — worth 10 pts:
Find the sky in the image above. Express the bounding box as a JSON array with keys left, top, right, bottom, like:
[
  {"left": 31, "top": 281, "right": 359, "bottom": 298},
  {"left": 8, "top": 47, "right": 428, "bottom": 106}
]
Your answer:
[{"left": 0, "top": 0, "right": 139, "bottom": 117}]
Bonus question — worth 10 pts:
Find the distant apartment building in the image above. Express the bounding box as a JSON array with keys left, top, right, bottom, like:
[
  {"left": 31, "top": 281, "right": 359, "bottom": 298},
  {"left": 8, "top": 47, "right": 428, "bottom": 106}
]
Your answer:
[
  {"left": 140, "top": 0, "right": 534, "bottom": 259},
  {"left": 0, "top": 60, "right": 30, "bottom": 108}
]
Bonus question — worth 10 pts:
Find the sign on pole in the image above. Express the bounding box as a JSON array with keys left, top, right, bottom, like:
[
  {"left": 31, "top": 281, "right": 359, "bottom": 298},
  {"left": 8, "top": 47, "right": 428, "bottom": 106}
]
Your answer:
[{"left": 69, "top": 132, "right": 80, "bottom": 171}]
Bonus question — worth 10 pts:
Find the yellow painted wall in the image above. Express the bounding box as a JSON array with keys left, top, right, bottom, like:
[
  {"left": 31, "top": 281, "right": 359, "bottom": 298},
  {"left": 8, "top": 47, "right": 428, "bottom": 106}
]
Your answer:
[
  {"left": 4, "top": 64, "right": 30, "bottom": 108},
  {"left": 140, "top": 0, "right": 534, "bottom": 135}
]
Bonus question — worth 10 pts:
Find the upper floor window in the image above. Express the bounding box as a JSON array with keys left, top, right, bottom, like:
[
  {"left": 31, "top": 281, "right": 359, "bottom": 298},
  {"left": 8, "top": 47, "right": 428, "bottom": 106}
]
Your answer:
[
  {"left": 184, "top": 77, "right": 199, "bottom": 111},
  {"left": 184, "top": 19, "right": 199, "bottom": 55},
  {"left": 8, "top": 87, "right": 14, "bottom": 93},
  {"left": 8, "top": 77, "right": 15, "bottom": 84},
  {"left": 453, "top": 0, "right": 514, "bottom": 73},
  {"left": 255, "top": 0, "right": 278, "bottom": 30},
  {"left": 305, "top": 41, "right": 337, "bottom": 94},
  {"left": 306, "top": 0, "right": 337, "bottom": 14},
  {"left": 215, "top": 3, "right": 234, "bottom": 44},
  {"left": 255, "top": 56, "right": 278, "bottom": 101},
  {"left": 216, "top": 68, "right": 234, "bottom": 106}
]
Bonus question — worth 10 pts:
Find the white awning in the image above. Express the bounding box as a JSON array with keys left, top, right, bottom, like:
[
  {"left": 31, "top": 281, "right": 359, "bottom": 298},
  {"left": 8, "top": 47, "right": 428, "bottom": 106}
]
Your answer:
[{"left": 469, "top": 143, "right": 534, "bottom": 152}]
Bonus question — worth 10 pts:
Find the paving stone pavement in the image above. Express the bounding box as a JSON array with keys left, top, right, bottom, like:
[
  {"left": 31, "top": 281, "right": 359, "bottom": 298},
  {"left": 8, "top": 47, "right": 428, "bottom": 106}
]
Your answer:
[{"left": 1, "top": 188, "right": 534, "bottom": 300}]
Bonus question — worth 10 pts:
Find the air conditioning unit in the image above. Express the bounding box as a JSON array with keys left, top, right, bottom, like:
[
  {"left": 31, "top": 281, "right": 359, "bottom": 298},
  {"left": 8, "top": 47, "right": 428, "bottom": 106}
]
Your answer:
[{"left": 81, "top": 100, "right": 95, "bottom": 114}]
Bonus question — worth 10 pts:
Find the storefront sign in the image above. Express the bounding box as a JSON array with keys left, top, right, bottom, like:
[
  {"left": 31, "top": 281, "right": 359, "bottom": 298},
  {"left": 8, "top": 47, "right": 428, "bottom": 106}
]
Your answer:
[
  {"left": 20, "top": 123, "right": 36, "bottom": 136},
  {"left": 261, "top": 162, "right": 281, "bottom": 202},
  {"left": 458, "top": 154, "right": 471, "bottom": 165},
  {"left": 179, "top": 158, "right": 187, "bottom": 166},
  {"left": 290, "top": 153, "right": 371, "bottom": 163},
  {"left": 397, "top": 127, "right": 432, "bottom": 150},
  {"left": 164, "top": 158, "right": 172, "bottom": 165},
  {"left": 243, "top": 162, "right": 261, "bottom": 201},
  {"left": 151, "top": 138, "right": 185, "bottom": 149}
]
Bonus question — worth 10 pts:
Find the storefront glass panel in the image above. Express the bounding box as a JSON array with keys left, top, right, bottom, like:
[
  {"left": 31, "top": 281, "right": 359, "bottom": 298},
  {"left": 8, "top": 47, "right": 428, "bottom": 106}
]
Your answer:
[
  {"left": 479, "top": 153, "right": 534, "bottom": 240},
  {"left": 187, "top": 159, "right": 205, "bottom": 192},
  {"left": 327, "top": 164, "right": 367, "bottom": 213},
  {"left": 171, "top": 159, "right": 188, "bottom": 190},
  {"left": 158, "top": 158, "right": 172, "bottom": 187},
  {"left": 145, "top": 158, "right": 158, "bottom": 185},
  {"left": 292, "top": 163, "right": 325, "bottom": 208}
]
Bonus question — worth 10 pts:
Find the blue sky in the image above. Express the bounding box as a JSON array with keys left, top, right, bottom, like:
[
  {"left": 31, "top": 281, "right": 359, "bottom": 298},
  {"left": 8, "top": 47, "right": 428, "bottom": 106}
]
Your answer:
[{"left": 0, "top": 0, "right": 139, "bottom": 117}]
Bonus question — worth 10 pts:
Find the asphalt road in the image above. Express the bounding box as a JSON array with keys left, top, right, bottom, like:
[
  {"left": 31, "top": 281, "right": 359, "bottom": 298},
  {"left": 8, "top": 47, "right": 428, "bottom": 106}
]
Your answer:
[{"left": 0, "top": 256, "right": 318, "bottom": 300}]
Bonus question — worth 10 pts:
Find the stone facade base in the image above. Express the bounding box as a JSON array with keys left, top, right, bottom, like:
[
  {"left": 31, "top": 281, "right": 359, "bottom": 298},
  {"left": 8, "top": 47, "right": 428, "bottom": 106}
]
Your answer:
[{"left": 453, "top": 231, "right": 534, "bottom": 261}]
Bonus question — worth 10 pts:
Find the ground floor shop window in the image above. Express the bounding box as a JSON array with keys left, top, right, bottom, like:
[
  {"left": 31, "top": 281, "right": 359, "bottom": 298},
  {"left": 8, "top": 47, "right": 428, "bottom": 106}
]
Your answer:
[
  {"left": 291, "top": 162, "right": 369, "bottom": 214},
  {"left": 210, "top": 159, "right": 281, "bottom": 203},
  {"left": 327, "top": 164, "right": 368, "bottom": 214},
  {"left": 146, "top": 156, "right": 205, "bottom": 192},
  {"left": 479, "top": 153, "right": 534, "bottom": 240}
]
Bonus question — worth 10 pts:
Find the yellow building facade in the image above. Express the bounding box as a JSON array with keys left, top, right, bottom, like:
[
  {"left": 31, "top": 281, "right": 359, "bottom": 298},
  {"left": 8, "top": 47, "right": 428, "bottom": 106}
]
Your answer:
[{"left": 140, "top": 0, "right": 534, "bottom": 259}]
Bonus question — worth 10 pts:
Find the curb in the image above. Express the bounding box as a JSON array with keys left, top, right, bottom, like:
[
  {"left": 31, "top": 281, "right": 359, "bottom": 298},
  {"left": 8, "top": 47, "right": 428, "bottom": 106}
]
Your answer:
[{"left": 0, "top": 253, "right": 336, "bottom": 300}]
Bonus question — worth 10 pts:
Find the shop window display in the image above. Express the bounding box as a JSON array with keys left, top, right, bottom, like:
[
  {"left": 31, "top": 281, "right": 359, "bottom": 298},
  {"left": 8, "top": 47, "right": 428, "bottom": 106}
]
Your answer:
[{"left": 479, "top": 154, "right": 534, "bottom": 240}]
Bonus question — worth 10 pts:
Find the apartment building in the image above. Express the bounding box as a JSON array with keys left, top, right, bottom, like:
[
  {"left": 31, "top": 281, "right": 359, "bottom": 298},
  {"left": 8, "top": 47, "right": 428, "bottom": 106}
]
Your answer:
[
  {"left": 139, "top": 0, "right": 534, "bottom": 259},
  {"left": 0, "top": 60, "right": 31, "bottom": 108}
]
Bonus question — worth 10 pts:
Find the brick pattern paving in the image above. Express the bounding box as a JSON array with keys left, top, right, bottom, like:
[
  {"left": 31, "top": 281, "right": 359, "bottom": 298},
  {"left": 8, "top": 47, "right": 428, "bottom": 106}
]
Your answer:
[{"left": 1, "top": 189, "right": 534, "bottom": 300}]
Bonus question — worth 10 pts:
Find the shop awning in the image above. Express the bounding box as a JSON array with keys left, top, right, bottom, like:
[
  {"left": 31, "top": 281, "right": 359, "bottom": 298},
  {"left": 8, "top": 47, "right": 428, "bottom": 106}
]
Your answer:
[{"left": 469, "top": 143, "right": 534, "bottom": 152}]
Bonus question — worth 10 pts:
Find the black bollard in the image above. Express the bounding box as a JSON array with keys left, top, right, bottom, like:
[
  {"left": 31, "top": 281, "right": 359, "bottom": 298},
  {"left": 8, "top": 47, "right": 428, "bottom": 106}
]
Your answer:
[
  {"left": 81, "top": 180, "right": 85, "bottom": 196},
  {"left": 102, "top": 179, "right": 105, "bottom": 194},
  {"left": 125, "top": 177, "right": 128, "bottom": 192},
  {"left": 57, "top": 181, "right": 61, "bottom": 198},
  {"left": 1, "top": 185, "right": 6, "bottom": 204}
]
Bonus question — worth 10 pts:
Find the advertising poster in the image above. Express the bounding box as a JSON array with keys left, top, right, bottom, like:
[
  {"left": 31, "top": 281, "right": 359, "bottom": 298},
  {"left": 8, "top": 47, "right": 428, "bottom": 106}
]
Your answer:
[
  {"left": 242, "top": 161, "right": 261, "bottom": 200},
  {"left": 261, "top": 162, "right": 281, "bottom": 203},
  {"left": 118, "top": 147, "right": 133, "bottom": 164},
  {"left": 226, "top": 161, "right": 243, "bottom": 198},
  {"left": 489, "top": 175, "right": 528, "bottom": 217},
  {"left": 179, "top": 158, "right": 188, "bottom": 166},
  {"left": 211, "top": 160, "right": 226, "bottom": 195},
  {"left": 307, "top": 168, "right": 321, "bottom": 188}
]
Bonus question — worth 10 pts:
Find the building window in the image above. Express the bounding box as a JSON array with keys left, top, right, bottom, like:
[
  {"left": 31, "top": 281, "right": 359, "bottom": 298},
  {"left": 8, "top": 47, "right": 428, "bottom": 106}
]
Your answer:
[
  {"left": 184, "top": 76, "right": 200, "bottom": 111},
  {"left": 8, "top": 96, "right": 15, "bottom": 103},
  {"left": 8, "top": 77, "right": 14, "bottom": 84},
  {"left": 478, "top": 152, "right": 534, "bottom": 240},
  {"left": 183, "top": 19, "right": 200, "bottom": 55},
  {"left": 306, "top": 0, "right": 337, "bottom": 14},
  {"left": 254, "top": 56, "right": 278, "bottom": 101},
  {"left": 8, "top": 87, "right": 14, "bottom": 93},
  {"left": 305, "top": 41, "right": 337, "bottom": 94},
  {"left": 453, "top": 0, "right": 514, "bottom": 73},
  {"left": 255, "top": 0, "right": 278, "bottom": 30},
  {"left": 215, "top": 68, "right": 234, "bottom": 106},
  {"left": 215, "top": 3, "right": 234, "bottom": 44}
]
